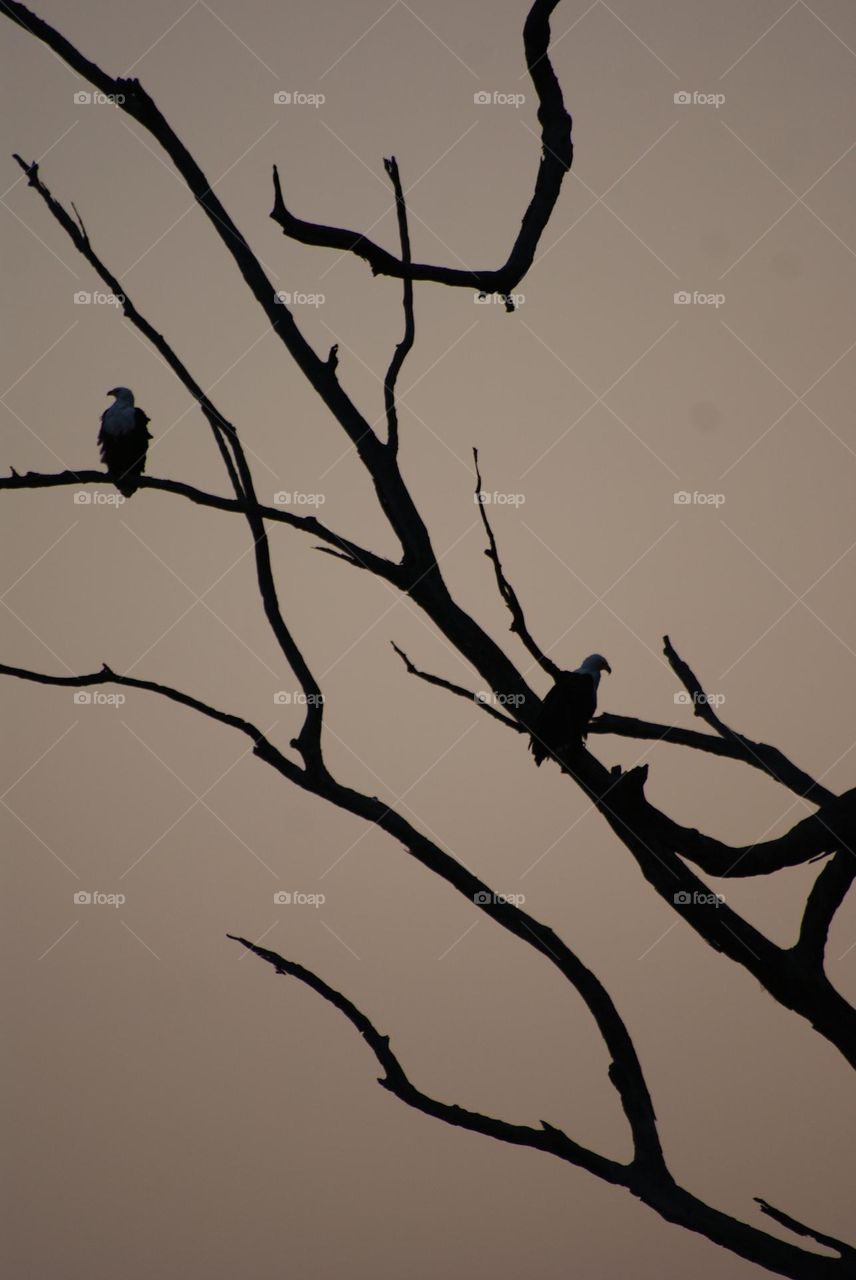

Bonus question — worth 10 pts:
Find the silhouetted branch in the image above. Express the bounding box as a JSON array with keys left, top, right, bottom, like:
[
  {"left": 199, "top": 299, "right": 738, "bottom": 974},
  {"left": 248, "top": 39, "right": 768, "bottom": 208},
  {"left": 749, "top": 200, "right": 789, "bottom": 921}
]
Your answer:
[
  {"left": 0, "top": 468, "right": 400, "bottom": 581},
  {"left": 473, "top": 448, "right": 559, "bottom": 678},
  {"left": 382, "top": 157, "right": 414, "bottom": 455},
  {"left": 391, "top": 642, "right": 521, "bottom": 729},
  {"left": 0, "top": 661, "right": 299, "bottom": 776},
  {"left": 755, "top": 1198, "right": 856, "bottom": 1263},
  {"left": 660, "top": 792, "right": 856, "bottom": 878},
  {"left": 269, "top": 0, "right": 572, "bottom": 300},
  {"left": 664, "top": 635, "right": 832, "bottom": 805},
  {"left": 226, "top": 934, "right": 621, "bottom": 1180},
  {"left": 231, "top": 932, "right": 852, "bottom": 1280},
  {"left": 10, "top": 152, "right": 328, "bottom": 768},
  {"left": 3, "top": 0, "right": 539, "bottom": 763},
  {"left": 795, "top": 848, "right": 856, "bottom": 966},
  {"left": 0, "top": 657, "right": 662, "bottom": 1171}
]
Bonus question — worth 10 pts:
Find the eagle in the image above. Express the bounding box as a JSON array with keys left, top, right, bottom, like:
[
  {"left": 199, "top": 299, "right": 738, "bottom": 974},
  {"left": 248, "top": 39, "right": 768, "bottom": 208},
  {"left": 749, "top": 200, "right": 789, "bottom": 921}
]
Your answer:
[
  {"left": 529, "top": 655, "right": 612, "bottom": 766},
  {"left": 98, "top": 387, "right": 151, "bottom": 497}
]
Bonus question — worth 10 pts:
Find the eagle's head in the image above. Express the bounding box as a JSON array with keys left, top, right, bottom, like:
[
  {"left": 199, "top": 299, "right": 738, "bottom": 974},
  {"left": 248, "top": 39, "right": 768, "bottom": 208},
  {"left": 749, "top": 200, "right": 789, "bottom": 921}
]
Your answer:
[
  {"left": 106, "top": 386, "right": 134, "bottom": 404},
  {"left": 581, "top": 654, "right": 612, "bottom": 676}
]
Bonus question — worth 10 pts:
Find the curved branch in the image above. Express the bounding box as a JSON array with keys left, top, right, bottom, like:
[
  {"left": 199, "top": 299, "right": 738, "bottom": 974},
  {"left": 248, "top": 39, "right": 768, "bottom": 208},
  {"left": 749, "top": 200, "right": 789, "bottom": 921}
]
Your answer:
[
  {"left": 0, "top": 468, "right": 401, "bottom": 582},
  {"left": 231, "top": 932, "right": 851, "bottom": 1280},
  {"left": 269, "top": 0, "right": 573, "bottom": 299},
  {"left": 391, "top": 641, "right": 521, "bottom": 729},
  {"left": 794, "top": 849, "right": 856, "bottom": 966},
  {"left": 382, "top": 157, "right": 414, "bottom": 455},
  {"left": 4, "top": 0, "right": 540, "bottom": 751},
  {"left": 226, "top": 934, "right": 620, "bottom": 1181},
  {"left": 0, "top": 660, "right": 299, "bottom": 777},
  {"left": 755, "top": 1198, "right": 856, "bottom": 1263},
  {"left": 664, "top": 635, "right": 832, "bottom": 805},
  {"left": 0, "top": 658, "right": 662, "bottom": 1173},
  {"left": 10, "top": 152, "right": 328, "bottom": 768},
  {"left": 473, "top": 449, "right": 559, "bottom": 677}
]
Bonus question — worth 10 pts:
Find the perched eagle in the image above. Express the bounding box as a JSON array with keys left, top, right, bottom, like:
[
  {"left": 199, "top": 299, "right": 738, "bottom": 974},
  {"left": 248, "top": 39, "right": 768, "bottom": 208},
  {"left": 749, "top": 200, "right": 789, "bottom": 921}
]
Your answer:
[
  {"left": 98, "top": 387, "right": 151, "bottom": 497},
  {"left": 529, "top": 654, "right": 612, "bottom": 766}
]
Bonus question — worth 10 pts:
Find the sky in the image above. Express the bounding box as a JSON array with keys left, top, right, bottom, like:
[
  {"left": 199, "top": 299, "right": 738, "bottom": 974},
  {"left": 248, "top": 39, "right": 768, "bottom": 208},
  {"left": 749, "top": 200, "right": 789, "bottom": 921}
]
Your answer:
[{"left": 2, "top": 1, "right": 855, "bottom": 1277}]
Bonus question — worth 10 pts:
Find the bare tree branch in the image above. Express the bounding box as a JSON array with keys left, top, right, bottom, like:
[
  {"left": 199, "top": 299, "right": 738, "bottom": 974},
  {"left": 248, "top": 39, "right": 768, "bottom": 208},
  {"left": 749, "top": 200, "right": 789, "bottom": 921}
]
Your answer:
[
  {"left": 269, "top": 0, "right": 572, "bottom": 301},
  {"left": 755, "top": 1198, "right": 856, "bottom": 1263},
  {"left": 382, "top": 157, "right": 414, "bottom": 455},
  {"left": 390, "top": 641, "right": 521, "bottom": 729},
  {"left": 226, "top": 934, "right": 622, "bottom": 1181},
  {"left": 0, "top": 468, "right": 401, "bottom": 580},
  {"left": 664, "top": 635, "right": 832, "bottom": 805},
  {"left": 230, "top": 932, "right": 852, "bottom": 1280},
  {"left": 474, "top": 448, "right": 559, "bottom": 678},
  {"left": 794, "top": 849, "right": 856, "bottom": 966}
]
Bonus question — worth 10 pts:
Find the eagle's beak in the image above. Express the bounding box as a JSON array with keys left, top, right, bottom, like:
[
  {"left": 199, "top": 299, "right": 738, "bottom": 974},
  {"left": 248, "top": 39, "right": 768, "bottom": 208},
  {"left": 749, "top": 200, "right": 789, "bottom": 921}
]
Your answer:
[{"left": 604, "top": 661, "right": 612, "bottom": 674}]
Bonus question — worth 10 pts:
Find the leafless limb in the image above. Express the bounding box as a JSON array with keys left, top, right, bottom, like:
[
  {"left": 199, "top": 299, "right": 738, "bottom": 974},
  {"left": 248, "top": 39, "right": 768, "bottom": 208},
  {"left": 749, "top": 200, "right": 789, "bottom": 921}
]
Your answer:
[
  {"left": 229, "top": 933, "right": 852, "bottom": 1280},
  {"left": 664, "top": 635, "right": 832, "bottom": 804},
  {"left": 474, "top": 448, "right": 560, "bottom": 678},
  {"left": 269, "top": 0, "right": 572, "bottom": 302},
  {"left": 382, "top": 157, "right": 414, "bottom": 455},
  {"left": 390, "top": 641, "right": 521, "bottom": 729},
  {"left": 3, "top": 1, "right": 855, "bottom": 1273}
]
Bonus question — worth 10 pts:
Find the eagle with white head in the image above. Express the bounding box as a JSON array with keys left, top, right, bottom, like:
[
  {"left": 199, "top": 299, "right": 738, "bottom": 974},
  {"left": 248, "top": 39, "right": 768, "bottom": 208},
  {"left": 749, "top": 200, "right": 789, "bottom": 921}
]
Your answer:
[
  {"left": 98, "top": 387, "right": 151, "bottom": 497},
  {"left": 529, "top": 654, "right": 612, "bottom": 766}
]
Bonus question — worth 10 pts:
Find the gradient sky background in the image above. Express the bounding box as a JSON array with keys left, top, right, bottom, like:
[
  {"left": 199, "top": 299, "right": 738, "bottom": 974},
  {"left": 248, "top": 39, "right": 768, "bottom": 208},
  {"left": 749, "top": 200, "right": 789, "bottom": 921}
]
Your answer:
[{"left": 2, "top": 2, "right": 855, "bottom": 1276}]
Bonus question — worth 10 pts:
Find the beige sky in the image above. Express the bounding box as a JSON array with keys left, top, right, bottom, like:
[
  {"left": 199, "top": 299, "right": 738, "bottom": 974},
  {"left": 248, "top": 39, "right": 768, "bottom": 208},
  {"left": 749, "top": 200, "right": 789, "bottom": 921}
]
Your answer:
[{"left": 2, "top": 2, "right": 855, "bottom": 1277}]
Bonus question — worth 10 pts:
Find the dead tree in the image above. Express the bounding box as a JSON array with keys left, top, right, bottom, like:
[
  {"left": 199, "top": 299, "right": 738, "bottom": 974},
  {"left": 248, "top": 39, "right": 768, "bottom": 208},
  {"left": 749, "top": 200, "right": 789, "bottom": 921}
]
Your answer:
[{"left": 2, "top": 3, "right": 854, "bottom": 1276}]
